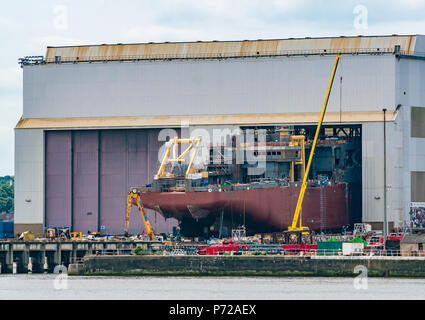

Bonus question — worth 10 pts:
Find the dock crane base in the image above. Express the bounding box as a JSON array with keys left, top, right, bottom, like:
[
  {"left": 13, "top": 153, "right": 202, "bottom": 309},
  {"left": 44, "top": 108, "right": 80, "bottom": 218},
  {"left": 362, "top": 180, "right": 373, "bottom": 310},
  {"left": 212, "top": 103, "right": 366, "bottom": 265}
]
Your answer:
[{"left": 283, "top": 230, "right": 313, "bottom": 245}]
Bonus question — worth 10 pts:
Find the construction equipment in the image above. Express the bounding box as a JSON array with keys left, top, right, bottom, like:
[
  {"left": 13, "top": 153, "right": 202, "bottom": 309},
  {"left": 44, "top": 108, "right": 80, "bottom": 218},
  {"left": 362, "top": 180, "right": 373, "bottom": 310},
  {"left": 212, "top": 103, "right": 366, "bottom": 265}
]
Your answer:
[
  {"left": 46, "top": 228, "right": 56, "bottom": 239},
  {"left": 125, "top": 190, "right": 155, "bottom": 240},
  {"left": 70, "top": 232, "right": 82, "bottom": 241},
  {"left": 284, "top": 55, "right": 342, "bottom": 243},
  {"left": 46, "top": 227, "right": 70, "bottom": 240},
  {"left": 19, "top": 231, "right": 35, "bottom": 241},
  {"left": 87, "top": 231, "right": 101, "bottom": 240}
]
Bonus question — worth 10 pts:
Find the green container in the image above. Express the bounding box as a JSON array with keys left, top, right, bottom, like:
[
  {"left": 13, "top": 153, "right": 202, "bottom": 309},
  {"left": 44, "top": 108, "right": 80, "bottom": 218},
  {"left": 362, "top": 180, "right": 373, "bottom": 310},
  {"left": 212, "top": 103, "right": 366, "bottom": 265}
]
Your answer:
[{"left": 317, "top": 241, "right": 343, "bottom": 255}]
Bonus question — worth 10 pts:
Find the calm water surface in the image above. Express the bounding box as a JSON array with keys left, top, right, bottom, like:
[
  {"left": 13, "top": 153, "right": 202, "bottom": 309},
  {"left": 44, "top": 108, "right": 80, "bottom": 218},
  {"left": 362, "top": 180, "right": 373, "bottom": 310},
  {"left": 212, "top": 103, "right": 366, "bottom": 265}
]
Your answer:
[{"left": 1, "top": 275, "right": 425, "bottom": 300}]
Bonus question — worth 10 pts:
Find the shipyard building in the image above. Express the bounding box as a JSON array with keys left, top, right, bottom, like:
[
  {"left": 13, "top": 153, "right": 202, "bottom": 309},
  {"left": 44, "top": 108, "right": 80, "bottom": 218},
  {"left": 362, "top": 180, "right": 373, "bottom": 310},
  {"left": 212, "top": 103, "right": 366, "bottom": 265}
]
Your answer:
[{"left": 14, "top": 35, "right": 425, "bottom": 236}]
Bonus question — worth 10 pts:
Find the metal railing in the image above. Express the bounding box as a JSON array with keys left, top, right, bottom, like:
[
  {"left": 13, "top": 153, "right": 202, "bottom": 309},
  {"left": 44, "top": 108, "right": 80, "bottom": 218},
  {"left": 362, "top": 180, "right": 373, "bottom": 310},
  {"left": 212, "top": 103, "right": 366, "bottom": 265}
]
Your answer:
[
  {"left": 282, "top": 249, "right": 425, "bottom": 258},
  {"left": 18, "top": 56, "right": 44, "bottom": 66},
  {"left": 181, "top": 248, "right": 425, "bottom": 257},
  {"left": 19, "top": 48, "right": 425, "bottom": 66},
  {"left": 63, "top": 246, "right": 425, "bottom": 258}
]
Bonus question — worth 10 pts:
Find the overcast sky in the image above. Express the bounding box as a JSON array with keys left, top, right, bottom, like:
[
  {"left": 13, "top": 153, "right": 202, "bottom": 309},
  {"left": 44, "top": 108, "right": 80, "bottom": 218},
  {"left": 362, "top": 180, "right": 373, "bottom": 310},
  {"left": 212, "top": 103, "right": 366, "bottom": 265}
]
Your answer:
[{"left": 1, "top": 0, "right": 425, "bottom": 176}]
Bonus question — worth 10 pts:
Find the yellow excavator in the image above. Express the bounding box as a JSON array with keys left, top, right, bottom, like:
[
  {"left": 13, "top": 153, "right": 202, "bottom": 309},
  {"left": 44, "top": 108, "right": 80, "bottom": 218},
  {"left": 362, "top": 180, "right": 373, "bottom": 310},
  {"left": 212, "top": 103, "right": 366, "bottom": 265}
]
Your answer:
[
  {"left": 125, "top": 190, "right": 155, "bottom": 240},
  {"left": 284, "top": 55, "right": 341, "bottom": 243}
]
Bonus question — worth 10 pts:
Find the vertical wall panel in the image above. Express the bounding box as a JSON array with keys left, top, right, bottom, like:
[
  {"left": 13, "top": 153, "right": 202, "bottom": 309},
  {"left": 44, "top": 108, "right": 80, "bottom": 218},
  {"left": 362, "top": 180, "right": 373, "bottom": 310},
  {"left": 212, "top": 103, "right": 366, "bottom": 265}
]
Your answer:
[
  {"left": 411, "top": 107, "right": 425, "bottom": 138},
  {"left": 100, "top": 130, "right": 127, "bottom": 234},
  {"left": 73, "top": 131, "right": 99, "bottom": 233},
  {"left": 45, "top": 131, "right": 71, "bottom": 228},
  {"left": 411, "top": 171, "right": 425, "bottom": 202},
  {"left": 14, "top": 129, "right": 44, "bottom": 227}
]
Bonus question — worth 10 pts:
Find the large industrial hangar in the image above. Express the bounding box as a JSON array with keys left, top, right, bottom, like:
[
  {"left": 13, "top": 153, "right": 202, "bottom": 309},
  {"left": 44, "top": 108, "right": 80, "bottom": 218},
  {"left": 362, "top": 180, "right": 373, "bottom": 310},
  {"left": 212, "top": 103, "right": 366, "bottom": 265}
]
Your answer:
[{"left": 14, "top": 35, "right": 425, "bottom": 235}]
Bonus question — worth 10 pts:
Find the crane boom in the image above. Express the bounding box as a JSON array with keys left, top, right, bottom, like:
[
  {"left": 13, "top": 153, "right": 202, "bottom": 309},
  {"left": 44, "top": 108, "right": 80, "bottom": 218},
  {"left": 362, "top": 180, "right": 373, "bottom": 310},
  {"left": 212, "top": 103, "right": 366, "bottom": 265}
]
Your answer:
[
  {"left": 125, "top": 191, "right": 155, "bottom": 240},
  {"left": 288, "top": 55, "right": 341, "bottom": 232}
]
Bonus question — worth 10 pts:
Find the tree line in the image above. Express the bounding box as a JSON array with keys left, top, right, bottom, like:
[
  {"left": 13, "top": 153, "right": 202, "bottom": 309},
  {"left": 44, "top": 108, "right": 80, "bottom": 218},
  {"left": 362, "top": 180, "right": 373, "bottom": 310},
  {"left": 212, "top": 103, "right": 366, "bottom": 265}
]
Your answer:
[{"left": 0, "top": 176, "right": 14, "bottom": 214}]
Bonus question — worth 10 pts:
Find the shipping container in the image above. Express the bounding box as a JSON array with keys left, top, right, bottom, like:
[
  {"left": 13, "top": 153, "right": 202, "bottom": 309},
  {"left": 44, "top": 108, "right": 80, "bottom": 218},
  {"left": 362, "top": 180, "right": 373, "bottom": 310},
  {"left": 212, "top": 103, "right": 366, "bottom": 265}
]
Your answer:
[
  {"left": 386, "top": 239, "right": 402, "bottom": 256},
  {"left": 317, "top": 241, "right": 343, "bottom": 255},
  {"left": 342, "top": 242, "right": 364, "bottom": 255},
  {"left": 0, "top": 221, "right": 14, "bottom": 239}
]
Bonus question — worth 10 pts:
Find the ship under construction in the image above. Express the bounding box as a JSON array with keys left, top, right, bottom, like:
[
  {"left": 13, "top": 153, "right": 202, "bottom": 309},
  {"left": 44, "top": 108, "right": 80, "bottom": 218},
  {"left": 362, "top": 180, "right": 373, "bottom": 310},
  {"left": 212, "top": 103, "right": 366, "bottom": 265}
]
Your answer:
[{"left": 132, "top": 123, "right": 361, "bottom": 237}]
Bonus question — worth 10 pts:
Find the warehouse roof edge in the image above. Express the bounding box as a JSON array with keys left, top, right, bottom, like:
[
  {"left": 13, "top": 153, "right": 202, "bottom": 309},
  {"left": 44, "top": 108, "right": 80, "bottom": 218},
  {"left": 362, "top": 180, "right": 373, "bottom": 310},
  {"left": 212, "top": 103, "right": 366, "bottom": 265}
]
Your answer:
[
  {"left": 15, "top": 111, "right": 398, "bottom": 130},
  {"left": 18, "top": 34, "right": 425, "bottom": 66}
]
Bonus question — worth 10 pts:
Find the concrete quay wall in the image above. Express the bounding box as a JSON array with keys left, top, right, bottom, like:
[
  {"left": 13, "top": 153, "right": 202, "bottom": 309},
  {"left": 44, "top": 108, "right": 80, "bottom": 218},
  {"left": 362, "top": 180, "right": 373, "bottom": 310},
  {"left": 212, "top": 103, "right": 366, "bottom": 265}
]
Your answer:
[{"left": 80, "top": 255, "right": 425, "bottom": 277}]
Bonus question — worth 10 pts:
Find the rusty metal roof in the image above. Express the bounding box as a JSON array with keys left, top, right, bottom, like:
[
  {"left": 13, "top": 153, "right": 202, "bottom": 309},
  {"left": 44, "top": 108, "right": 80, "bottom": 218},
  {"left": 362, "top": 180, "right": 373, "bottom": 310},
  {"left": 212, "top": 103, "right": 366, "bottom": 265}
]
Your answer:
[
  {"left": 15, "top": 111, "right": 397, "bottom": 130},
  {"left": 44, "top": 35, "right": 419, "bottom": 63}
]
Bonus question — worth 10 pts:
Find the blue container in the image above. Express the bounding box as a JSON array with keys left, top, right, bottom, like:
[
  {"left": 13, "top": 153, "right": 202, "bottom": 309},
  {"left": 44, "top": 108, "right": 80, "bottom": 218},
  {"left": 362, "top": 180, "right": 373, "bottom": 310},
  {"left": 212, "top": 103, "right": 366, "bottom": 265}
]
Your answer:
[{"left": 0, "top": 221, "right": 14, "bottom": 239}]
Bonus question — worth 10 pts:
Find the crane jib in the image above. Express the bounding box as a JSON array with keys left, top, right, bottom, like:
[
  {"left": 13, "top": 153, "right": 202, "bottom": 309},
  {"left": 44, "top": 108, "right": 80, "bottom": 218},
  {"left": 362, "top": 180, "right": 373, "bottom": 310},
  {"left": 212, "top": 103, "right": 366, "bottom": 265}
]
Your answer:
[{"left": 289, "top": 55, "right": 342, "bottom": 232}]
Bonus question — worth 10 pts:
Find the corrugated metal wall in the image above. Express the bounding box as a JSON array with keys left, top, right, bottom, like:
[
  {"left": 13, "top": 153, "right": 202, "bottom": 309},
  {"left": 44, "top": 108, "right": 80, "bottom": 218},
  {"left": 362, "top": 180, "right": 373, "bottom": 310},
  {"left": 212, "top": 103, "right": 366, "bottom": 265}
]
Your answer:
[
  {"left": 73, "top": 131, "right": 99, "bottom": 232},
  {"left": 23, "top": 55, "right": 396, "bottom": 119},
  {"left": 14, "top": 129, "right": 45, "bottom": 227},
  {"left": 45, "top": 129, "right": 178, "bottom": 235},
  {"left": 45, "top": 131, "right": 72, "bottom": 228}
]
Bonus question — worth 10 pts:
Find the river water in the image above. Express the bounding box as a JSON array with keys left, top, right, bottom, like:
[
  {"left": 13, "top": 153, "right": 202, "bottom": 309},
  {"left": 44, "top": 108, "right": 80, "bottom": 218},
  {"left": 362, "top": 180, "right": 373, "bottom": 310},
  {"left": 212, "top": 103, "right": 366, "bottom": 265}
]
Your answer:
[{"left": 1, "top": 275, "right": 425, "bottom": 300}]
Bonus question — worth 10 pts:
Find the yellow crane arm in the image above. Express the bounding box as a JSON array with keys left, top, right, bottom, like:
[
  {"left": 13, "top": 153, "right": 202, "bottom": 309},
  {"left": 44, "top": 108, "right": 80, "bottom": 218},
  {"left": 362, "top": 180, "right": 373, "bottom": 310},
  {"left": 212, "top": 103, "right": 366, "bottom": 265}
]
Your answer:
[
  {"left": 125, "top": 192, "right": 155, "bottom": 240},
  {"left": 154, "top": 137, "right": 201, "bottom": 180},
  {"left": 185, "top": 138, "right": 201, "bottom": 179},
  {"left": 289, "top": 55, "right": 341, "bottom": 231}
]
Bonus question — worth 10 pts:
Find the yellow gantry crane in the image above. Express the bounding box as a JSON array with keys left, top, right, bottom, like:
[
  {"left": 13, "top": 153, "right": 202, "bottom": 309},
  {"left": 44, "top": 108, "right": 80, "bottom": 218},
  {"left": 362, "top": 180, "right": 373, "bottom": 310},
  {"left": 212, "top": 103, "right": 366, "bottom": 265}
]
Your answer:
[
  {"left": 125, "top": 190, "right": 155, "bottom": 240},
  {"left": 155, "top": 137, "right": 201, "bottom": 180},
  {"left": 286, "top": 55, "right": 342, "bottom": 240}
]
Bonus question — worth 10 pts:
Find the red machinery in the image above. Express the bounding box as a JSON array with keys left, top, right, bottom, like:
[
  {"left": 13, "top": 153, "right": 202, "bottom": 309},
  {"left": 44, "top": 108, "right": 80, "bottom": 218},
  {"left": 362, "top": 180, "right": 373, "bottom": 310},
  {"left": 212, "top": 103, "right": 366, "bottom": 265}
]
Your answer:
[
  {"left": 282, "top": 244, "right": 317, "bottom": 255},
  {"left": 197, "top": 240, "right": 250, "bottom": 255}
]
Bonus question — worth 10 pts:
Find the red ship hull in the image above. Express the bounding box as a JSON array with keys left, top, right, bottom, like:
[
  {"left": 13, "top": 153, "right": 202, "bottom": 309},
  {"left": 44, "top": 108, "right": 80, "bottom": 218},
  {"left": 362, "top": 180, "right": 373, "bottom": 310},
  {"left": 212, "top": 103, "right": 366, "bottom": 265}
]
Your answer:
[{"left": 139, "top": 183, "right": 350, "bottom": 232}]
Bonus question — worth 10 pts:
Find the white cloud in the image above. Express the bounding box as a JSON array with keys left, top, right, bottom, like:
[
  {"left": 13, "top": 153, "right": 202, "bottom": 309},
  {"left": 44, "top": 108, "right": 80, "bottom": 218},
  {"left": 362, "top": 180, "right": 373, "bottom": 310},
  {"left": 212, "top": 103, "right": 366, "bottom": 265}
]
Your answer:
[
  {"left": 0, "top": 126, "right": 15, "bottom": 176},
  {"left": 0, "top": 96, "right": 22, "bottom": 176},
  {"left": 399, "top": 0, "right": 425, "bottom": 7},
  {"left": 148, "top": 0, "right": 304, "bottom": 23},
  {"left": 0, "top": 96, "right": 22, "bottom": 127},
  {"left": 120, "top": 25, "right": 203, "bottom": 43},
  {"left": 0, "top": 16, "right": 14, "bottom": 27},
  {"left": 0, "top": 67, "right": 22, "bottom": 89},
  {"left": 363, "top": 20, "right": 425, "bottom": 36},
  {"left": 26, "top": 35, "right": 88, "bottom": 54},
  {"left": 272, "top": 0, "right": 304, "bottom": 12}
]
